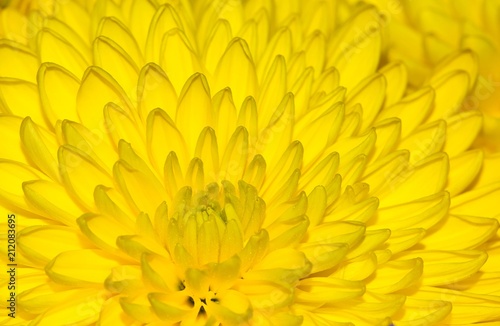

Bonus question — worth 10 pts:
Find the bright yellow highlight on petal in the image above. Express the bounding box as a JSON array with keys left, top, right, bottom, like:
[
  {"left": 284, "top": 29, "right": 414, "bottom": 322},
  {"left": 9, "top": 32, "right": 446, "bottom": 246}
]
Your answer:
[{"left": 0, "top": 0, "right": 499, "bottom": 325}]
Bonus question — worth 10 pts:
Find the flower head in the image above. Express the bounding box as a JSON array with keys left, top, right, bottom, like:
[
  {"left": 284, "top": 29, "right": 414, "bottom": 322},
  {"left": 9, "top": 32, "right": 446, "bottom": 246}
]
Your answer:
[{"left": 1, "top": 0, "right": 500, "bottom": 325}]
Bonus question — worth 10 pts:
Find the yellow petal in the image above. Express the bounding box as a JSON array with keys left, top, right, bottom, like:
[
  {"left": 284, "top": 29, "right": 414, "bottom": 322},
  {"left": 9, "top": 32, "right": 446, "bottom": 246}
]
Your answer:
[
  {"left": 103, "top": 102, "right": 146, "bottom": 157},
  {"left": 371, "top": 118, "right": 401, "bottom": 160},
  {"left": 237, "top": 95, "right": 258, "bottom": 142},
  {"left": 219, "top": 126, "right": 248, "bottom": 181},
  {"left": 37, "top": 62, "right": 80, "bottom": 127},
  {"left": 61, "top": 120, "right": 117, "bottom": 173},
  {"left": 419, "top": 9, "right": 461, "bottom": 47},
  {"left": 295, "top": 277, "right": 365, "bottom": 305},
  {"left": 215, "top": 37, "right": 258, "bottom": 107},
  {"left": 395, "top": 250, "right": 487, "bottom": 286},
  {"left": 392, "top": 297, "right": 451, "bottom": 326},
  {"left": 0, "top": 78, "right": 45, "bottom": 127},
  {"left": 0, "top": 160, "right": 46, "bottom": 212},
  {"left": 295, "top": 103, "right": 344, "bottom": 167},
  {"left": 237, "top": 230, "right": 268, "bottom": 272},
  {"left": 299, "top": 152, "right": 339, "bottom": 195},
  {"left": 0, "top": 116, "right": 28, "bottom": 164},
  {"left": 114, "top": 141, "right": 167, "bottom": 216},
  {"left": 335, "top": 197, "right": 378, "bottom": 226},
  {"left": 213, "top": 88, "right": 238, "bottom": 153},
  {"left": 474, "top": 153, "right": 500, "bottom": 188},
  {"left": 20, "top": 117, "right": 59, "bottom": 181},
  {"left": 374, "top": 191, "right": 450, "bottom": 230},
  {"left": 93, "top": 36, "right": 139, "bottom": 95},
  {"left": 77, "top": 213, "right": 133, "bottom": 255},
  {"left": 160, "top": 28, "right": 200, "bottom": 93},
  {"left": 256, "top": 93, "right": 294, "bottom": 168},
  {"left": 119, "top": 295, "right": 158, "bottom": 323},
  {"left": 55, "top": 0, "right": 91, "bottom": 45},
  {"left": 207, "top": 289, "right": 252, "bottom": 325},
  {"left": 267, "top": 214, "right": 309, "bottom": 251},
  {"left": 315, "top": 292, "right": 405, "bottom": 324},
  {"left": 96, "top": 16, "right": 143, "bottom": 66},
  {"left": 257, "top": 27, "right": 292, "bottom": 81},
  {"left": 427, "top": 71, "right": 469, "bottom": 121},
  {"left": 379, "top": 61, "right": 407, "bottom": 107},
  {"left": 376, "top": 87, "right": 435, "bottom": 138},
  {"left": 137, "top": 63, "right": 177, "bottom": 123},
  {"left": 346, "top": 229, "right": 391, "bottom": 260},
  {"left": 98, "top": 296, "right": 136, "bottom": 325},
  {"left": 444, "top": 110, "right": 482, "bottom": 158},
  {"left": 45, "top": 249, "right": 122, "bottom": 285},
  {"left": 429, "top": 50, "right": 478, "bottom": 92},
  {"left": 398, "top": 120, "right": 446, "bottom": 164},
  {"left": 258, "top": 55, "right": 287, "bottom": 126},
  {"left": 304, "top": 31, "right": 325, "bottom": 78},
  {"left": 367, "top": 258, "right": 423, "bottom": 293},
  {"left": 299, "top": 243, "right": 348, "bottom": 274},
  {"left": 346, "top": 73, "right": 386, "bottom": 132},
  {"left": 447, "top": 149, "right": 483, "bottom": 196},
  {"left": 77, "top": 66, "right": 135, "bottom": 132},
  {"left": 422, "top": 214, "right": 498, "bottom": 250},
  {"left": 18, "top": 284, "right": 89, "bottom": 315},
  {"left": 23, "top": 180, "right": 83, "bottom": 226},
  {"left": 28, "top": 289, "right": 108, "bottom": 326},
  {"left": 330, "top": 252, "right": 377, "bottom": 281},
  {"left": 290, "top": 66, "right": 314, "bottom": 119},
  {"left": 148, "top": 292, "right": 193, "bottom": 322},
  {"left": 176, "top": 73, "right": 213, "bottom": 151},
  {"left": 329, "top": 7, "right": 382, "bottom": 90},
  {"left": 451, "top": 182, "right": 500, "bottom": 219},
  {"left": 0, "top": 40, "right": 38, "bottom": 82},
  {"left": 385, "top": 228, "right": 426, "bottom": 255},
  {"left": 147, "top": 108, "right": 189, "bottom": 173},
  {"left": 410, "top": 287, "right": 500, "bottom": 324},
  {"left": 193, "top": 127, "right": 219, "bottom": 183},
  {"left": 145, "top": 4, "right": 183, "bottom": 63},
  {"left": 17, "top": 226, "right": 92, "bottom": 266},
  {"left": 219, "top": 219, "right": 244, "bottom": 262},
  {"left": 58, "top": 145, "right": 113, "bottom": 209},
  {"left": 43, "top": 18, "right": 90, "bottom": 64},
  {"left": 163, "top": 153, "right": 185, "bottom": 199},
  {"left": 264, "top": 141, "right": 302, "bottom": 193},
  {"left": 203, "top": 19, "right": 232, "bottom": 74},
  {"left": 126, "top": 0, "right": 156, "bottom": 51},
  {"left": 312, "top": 67, "right": 340, "bottom": 96},
  {"left": 37, "top": 28, "right": 88, "bottom": 78},
  {"left": 306, "top": 186, "right": 327, "bottom": 227}
]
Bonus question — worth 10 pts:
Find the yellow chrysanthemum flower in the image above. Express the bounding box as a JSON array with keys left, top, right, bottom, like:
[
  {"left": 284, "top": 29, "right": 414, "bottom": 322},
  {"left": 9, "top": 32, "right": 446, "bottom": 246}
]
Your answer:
[
  {"left": 0, "top": 0, "right": 499, "bottom": 325},
  {"left": 362, "top": 0, "right": 500, "bottom": 153}
]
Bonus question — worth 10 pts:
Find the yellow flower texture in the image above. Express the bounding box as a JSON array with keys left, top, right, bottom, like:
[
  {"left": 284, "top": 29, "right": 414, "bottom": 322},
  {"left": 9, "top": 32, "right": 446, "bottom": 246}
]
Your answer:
[
  {"left": 0, "top": 0, "right": 499, "bottom": 325},
  {"left": 367, "top": 0, "right": 500, "bottom": 153}
]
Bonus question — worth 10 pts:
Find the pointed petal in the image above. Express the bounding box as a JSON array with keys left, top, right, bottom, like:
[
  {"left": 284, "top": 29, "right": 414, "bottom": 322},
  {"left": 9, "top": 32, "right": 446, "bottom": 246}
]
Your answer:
[
  {"left": 37, "top": 28, "right": 88, "bottom": 78},
  {"left": 23, "top": 180, "right": 83, "bottom": 226},
  {"left": 215, "top": 37, "right": 258, "bottom": 107},
  {"left": 0, "top": 79, "right": 45, "bottom": 127},
  {"left": 160, "top": 28, "right": 200, "bottom": 93},
  {"left": 77, "top": 66, "right": 135, "bottom": 131},
  {"left": 37, "top": 63, "right": 80, "bottom": 127},
  {"left": 176, "top": 73, "right": 213, "bottom": 150},
  {"left": 45, "top": 249, "right": 122, "bottom": 285},
  {"left": 137, "top": 63, "right": 177, "bottom": 123},
  {"left": 58, "top": 145, "right": 113, "bottom": 209},
  {"left": 93, "top": 36, "right": 139, "bottom": 95},
  {"left": 147, "top": 108, "right": 188, "bottom": 173},
  {"left": 17, "top": 226, "right": 92, "bottom": 266}
]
